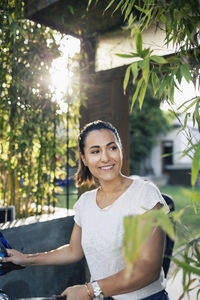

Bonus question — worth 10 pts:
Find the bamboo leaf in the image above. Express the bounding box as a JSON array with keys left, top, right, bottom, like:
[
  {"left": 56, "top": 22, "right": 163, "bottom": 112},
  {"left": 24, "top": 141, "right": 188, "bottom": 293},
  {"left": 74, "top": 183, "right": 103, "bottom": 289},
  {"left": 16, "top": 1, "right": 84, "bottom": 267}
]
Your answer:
[
  {"left": 130, "top": 77, "right": 143, "bottom": 111},
  {"left": 136, "top": 29, "right": 142, "bottom": 55},
  {"left": 172, "top": 258, "right": 200, "bottom": 276},
  {"left": 104, "top": 0, "right": 116, "bottom": 13},
  {"left": 151, "top": 71, "right": 159, "bottom": 95},
  {"left": 115, "top": 53, "right": 139, "bottom": 58},
  {"left": 87, "top": 0, "right": 92, "bottom": 8},
  {"left": 141, "top": 48, "right": 151, "bottom": 59},
  {"left": 143, "top": 58, "right": 149, "bottom": 83},
  {"left": 182, "top": 113, "right": 190, "bottom": 130},
  {"left": 180, "top": 144, "right": 196, "bottom": 159},
  {"left": 131, "top": 62, "right": 138, "bottom": 83},
  {"left": 177, "top": 97, "right": 197, "bottom": 111},
  {"left": 191, "top": 144, "right": 200, "bottom": 187},
  {"left": 124, "top": 2, "right": 134, "bottom": 21},
  {"left": 151, "top": 209, "right": 175, "bottom": 239},
  {"left": 139, "top": 80, "right": 148, "bottom": 109},
  {"left": 168, "top": 109, "right": 177, "bottom": 118},
  {"left": 171, "top": 208, "right": 185, "bottom": 222},
  {"left": 180, "top": 64, "right": 192, "bottom": 83},
  {"left": 134, "top": 5, "right": 148, "bottom": 14},
  {"left": 123, "top": 65, "right": 131, "bottom": 94},
  {"left": 150, "top": 55, "right": 167, "bottom": 64},
  {"left": 112, "top": 0, "right": 124, "bottom": 14}
]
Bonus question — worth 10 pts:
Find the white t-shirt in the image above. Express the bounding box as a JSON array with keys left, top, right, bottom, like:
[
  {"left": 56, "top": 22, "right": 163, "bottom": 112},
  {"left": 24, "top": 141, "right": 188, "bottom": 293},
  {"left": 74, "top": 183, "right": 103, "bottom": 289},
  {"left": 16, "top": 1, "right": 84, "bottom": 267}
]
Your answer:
[{"left": 73, "top": 177, "right": 168, "bottom": 300}]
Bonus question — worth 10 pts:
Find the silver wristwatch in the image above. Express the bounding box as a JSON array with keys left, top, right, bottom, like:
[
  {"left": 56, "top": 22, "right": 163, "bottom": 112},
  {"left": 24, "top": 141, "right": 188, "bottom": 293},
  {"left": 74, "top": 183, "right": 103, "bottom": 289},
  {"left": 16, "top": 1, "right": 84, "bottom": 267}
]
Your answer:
[{"left": 91, "top": 281, "right": 104, "bottom": 300}]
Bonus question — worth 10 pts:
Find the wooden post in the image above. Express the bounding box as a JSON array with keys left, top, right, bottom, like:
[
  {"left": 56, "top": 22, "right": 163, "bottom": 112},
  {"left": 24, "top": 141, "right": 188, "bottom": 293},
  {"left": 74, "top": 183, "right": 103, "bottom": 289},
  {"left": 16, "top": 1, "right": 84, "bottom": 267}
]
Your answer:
[{"left": 80, "top": 37, "right": 130, "bottom": 175}]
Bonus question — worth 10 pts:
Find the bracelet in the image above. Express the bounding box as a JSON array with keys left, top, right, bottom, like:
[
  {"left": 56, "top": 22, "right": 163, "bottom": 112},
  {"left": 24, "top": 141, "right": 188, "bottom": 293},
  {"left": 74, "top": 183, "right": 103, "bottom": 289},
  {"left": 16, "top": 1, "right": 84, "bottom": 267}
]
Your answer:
[{"left": 84, "top": 282, "right": 92, "bottom": 299}]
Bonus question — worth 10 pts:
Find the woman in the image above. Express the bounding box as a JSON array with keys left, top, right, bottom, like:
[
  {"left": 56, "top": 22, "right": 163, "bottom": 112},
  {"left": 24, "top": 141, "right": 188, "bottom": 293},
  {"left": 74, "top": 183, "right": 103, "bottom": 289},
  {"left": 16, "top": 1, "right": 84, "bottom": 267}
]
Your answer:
[{"left": 3, "top": 120, "right": 169, "bottom": 300}]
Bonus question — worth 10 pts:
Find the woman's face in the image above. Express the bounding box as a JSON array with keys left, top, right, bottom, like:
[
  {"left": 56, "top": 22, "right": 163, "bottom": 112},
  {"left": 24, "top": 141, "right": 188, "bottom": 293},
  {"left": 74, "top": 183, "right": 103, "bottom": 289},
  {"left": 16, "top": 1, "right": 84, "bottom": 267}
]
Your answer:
[{"left": 81, "top": 129, "right": 123, "bottom": 183}]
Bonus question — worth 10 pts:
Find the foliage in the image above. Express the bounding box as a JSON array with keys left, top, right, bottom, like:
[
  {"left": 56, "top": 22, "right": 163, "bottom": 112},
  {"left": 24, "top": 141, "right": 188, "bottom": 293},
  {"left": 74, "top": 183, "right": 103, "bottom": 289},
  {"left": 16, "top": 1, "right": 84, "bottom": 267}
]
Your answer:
[
  {"left": 89, "top": 0, "right": 200, "bottom": 188},
  {"left": 122, "top": 207, "right": 175, "bottom": 273},
  {"left": 129, "top": 84, "right": 171, "bottom": 173},
  {"left": 88, "top": 0, "right": 200, "bottom": 297},
  {"left": 0, "top": 1, "right": 80, "bottom": 218},
  {"left": 160, "top": 185, "right": 200, "bottom": 249},
  {"left": 171, "top": 238, "right": 200, "bottom": 300}
]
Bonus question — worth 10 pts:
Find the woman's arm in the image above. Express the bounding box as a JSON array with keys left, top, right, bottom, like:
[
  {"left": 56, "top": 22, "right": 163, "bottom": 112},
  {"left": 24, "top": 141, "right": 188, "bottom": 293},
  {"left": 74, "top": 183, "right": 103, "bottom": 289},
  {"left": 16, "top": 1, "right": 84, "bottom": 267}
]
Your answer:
[
  {"left": 2, "top": 223, "right": 84, "bottom": 266},
  {"left": 88, "top": 203, "right": 165, "bottom": 298}
]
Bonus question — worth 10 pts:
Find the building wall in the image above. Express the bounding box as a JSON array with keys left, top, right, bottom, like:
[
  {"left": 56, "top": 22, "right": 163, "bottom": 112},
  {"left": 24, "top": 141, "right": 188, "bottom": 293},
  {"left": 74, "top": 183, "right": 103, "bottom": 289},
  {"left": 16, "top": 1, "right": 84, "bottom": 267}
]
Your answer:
[
  {"left": 96, "top": 25, "right": 175, "bottom": 71},
  {"left": 149, "top": 125, "right": 200, "bottom": 178}
]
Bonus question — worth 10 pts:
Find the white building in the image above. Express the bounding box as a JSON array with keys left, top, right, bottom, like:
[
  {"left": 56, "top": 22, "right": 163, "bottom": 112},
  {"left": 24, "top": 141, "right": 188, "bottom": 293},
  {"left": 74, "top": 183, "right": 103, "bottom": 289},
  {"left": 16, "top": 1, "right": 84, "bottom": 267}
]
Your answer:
[{"left": 141, "top": 117, "right": 200, "bottom": 186}]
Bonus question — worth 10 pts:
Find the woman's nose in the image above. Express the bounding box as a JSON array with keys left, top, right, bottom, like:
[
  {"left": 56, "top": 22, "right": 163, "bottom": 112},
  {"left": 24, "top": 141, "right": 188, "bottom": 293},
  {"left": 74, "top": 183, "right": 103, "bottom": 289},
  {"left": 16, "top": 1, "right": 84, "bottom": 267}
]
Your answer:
[{"left": 100, "top": 150, "right": 109, "bottom": 162}]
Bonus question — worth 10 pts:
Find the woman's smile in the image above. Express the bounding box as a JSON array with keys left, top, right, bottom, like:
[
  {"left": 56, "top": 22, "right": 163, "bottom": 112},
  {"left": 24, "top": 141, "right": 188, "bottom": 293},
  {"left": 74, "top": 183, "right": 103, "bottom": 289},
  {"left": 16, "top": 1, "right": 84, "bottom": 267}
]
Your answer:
[{"left": 99, "top": 164, "right": 114, "bottom": 171}]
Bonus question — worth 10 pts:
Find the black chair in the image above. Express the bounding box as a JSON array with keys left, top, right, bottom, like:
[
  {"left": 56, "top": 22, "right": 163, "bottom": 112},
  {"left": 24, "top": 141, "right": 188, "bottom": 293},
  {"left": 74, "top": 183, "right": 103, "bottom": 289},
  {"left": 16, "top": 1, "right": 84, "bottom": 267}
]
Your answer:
[{"left": 161, "top": 193, "right": 175, "bottom": 278}]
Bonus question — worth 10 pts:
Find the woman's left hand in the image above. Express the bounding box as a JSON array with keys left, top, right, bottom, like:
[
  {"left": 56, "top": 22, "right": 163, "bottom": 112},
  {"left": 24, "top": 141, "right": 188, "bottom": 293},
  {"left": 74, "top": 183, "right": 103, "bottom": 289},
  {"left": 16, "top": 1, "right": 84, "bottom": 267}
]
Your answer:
[{"left": 61, "top": 284, "right": 91, "bottom": 300}]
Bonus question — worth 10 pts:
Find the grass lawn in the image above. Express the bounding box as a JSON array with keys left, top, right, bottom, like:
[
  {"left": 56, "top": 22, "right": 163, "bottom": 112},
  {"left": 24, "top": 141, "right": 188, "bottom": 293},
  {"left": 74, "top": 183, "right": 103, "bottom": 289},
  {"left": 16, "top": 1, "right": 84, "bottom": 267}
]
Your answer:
[
  {"left": 160, "top": 185, "right": 200, "bottom": 249},
  {"left": 55, "top": 184, "right": 200, "bottom": 249}
]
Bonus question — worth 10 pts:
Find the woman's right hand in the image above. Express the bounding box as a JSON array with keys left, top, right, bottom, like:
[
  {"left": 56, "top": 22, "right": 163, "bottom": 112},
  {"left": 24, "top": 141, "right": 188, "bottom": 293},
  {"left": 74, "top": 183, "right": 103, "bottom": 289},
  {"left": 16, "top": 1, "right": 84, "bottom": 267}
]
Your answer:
[{"left": 2, "top": 249, "right": 28, "bottom": 266}]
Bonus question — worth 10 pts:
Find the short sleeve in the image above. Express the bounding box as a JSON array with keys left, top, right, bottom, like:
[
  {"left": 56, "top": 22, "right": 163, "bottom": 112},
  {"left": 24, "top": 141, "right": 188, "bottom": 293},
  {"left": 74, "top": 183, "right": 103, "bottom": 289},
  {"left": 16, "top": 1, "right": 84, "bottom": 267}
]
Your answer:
[
  {"left": 140, "top": 180, "right": 169, "bottom": 212},
  {"left": 73, "top": 198, "right": 82, "bottom": 227}
]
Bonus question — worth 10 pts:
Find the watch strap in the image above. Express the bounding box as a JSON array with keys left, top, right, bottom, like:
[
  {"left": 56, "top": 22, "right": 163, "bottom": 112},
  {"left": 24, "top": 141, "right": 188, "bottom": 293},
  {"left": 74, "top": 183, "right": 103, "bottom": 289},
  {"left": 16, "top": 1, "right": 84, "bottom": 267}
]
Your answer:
[{"left": 91, "top": 280, "right": 104, "bottom": 298}]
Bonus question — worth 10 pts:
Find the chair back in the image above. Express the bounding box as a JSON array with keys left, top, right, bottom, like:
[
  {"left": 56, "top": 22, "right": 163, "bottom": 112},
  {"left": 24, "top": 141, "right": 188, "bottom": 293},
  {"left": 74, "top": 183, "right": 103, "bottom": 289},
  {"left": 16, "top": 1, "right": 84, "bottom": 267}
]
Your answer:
[{"left": 161, "top": 193, "right": 175, "bottom": 277}]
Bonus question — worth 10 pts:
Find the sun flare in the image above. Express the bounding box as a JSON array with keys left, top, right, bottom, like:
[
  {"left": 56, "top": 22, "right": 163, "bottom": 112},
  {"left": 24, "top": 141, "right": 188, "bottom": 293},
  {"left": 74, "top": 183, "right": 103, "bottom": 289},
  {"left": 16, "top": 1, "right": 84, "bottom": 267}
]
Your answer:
[{"left": 49, "top": 34, "right": 80, "bottom": 113}]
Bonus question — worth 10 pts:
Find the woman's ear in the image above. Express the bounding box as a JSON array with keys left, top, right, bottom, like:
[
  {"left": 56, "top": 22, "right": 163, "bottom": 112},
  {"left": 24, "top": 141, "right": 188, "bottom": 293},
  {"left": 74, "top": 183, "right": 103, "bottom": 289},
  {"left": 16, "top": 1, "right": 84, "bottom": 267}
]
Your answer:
[{"left": 80, "top": 153, "right": 87, "bottom": 166}]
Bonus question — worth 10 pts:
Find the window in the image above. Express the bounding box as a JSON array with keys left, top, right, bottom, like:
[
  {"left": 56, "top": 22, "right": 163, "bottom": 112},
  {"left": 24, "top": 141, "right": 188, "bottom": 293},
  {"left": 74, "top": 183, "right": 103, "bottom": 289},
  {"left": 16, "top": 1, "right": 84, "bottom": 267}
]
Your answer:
[{"left": 162, "top": 141, "right": 173, "bottom": 172}]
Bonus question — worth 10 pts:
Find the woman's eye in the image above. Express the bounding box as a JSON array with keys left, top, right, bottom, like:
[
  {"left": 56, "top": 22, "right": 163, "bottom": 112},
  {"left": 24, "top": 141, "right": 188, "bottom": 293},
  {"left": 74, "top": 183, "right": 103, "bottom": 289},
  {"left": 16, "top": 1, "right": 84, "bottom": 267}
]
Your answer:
[
  {"left": 110, "top": 146, "right": 117, "bottom": 151},
  {"left": 91, "top": 150, "right": 99, "bottom": 154}
]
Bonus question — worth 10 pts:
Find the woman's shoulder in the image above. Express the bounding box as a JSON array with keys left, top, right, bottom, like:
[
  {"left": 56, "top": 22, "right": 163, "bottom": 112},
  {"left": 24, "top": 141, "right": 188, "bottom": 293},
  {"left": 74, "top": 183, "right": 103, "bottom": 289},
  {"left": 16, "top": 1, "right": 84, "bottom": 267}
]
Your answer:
[
  {"left": 80, "top": 187, "right": 97, "bottom": 199},
  {"left": 73, "top": 187, "right": 97, "bottom": 209},
  {"left": 129, "top": 175, "right": 168, "bottom": 210},
  {"left": 130, "top": 175, "right": 158, "bottom": 189}
]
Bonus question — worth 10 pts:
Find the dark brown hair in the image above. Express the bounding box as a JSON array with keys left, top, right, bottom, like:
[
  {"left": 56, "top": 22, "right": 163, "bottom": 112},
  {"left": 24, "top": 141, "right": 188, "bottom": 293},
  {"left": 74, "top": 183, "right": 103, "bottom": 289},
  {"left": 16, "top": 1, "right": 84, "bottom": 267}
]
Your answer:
[{"left": 75, "top": 120, "right": 121, "bottom": 187}]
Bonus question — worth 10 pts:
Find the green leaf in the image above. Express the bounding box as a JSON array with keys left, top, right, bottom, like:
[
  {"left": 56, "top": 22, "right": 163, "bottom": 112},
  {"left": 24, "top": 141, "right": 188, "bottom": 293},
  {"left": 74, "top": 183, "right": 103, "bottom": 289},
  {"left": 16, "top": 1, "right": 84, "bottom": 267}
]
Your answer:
[
  {"left": 191, "top": 144, "right": 200, "bottom": 187},
  {"left": 124, "top": 2, "right": 134, "bottom": 21},
  {"left": 139, "top": 80, "right": 148, "bottom": 109},
  {"left": 151, "top": 71, "right": 159, "bottom": 94},
  {"left": 171, "top": 208, "right": 185, "bottom": 223},
  {"left": 150, "top": 209, "right": 175, "bottom": 239},
  {"left": 131, "top": 62, "right": 138, "bottom": 83},
  {"left": 160, "top": 14, "right": 167, "bottom": 24},
  {"left": 130, "top": 77, "right": 143, "bottom": 111},
  {"left": 168, "top": 109, "right": 177, "bottom": 118},
  {"left": 136, "top": 29, "right": 142, "bottom": 55},
  {"left": 150, "top": 55, "right": 167, "bottom": 64},
  {"left": 180, "top": 64, "right": 192, "bottom": 83},
  {"left": 182, "top": 113, "right": 190, "bottom": 130},
  {"left": 169, "top": 76, "right": 175, "bottom": 102},
  {"left": 177, "top": 97, "right": 197, "bottom": 111},
  {"left": 104, "top": 0, "right": 116, "bottom": 13},
  {"left": 113, "top": 0, "right": 124, "bottom": 14},
  {"left": 143, "top": 58, "right": 149, "bottom": 83},
  {"left": 182, "top": 188, "right": 200, "bottom": 213},
  {"left": 141, "top": 48, "right": 151, "bottom": 59},
  {"left": 123, "top": 66, "right": 131, "bottom": 94},
  {"left": 172, "top": 258, "right": 200, "bottom": 276},
  {"left": 134, "top": 5, "right": 148, "bottom": 15},
  {"left": 115, "top": 53, "right": 139, "bottom": 58},
  {"left": 176, "top": 68, "right": 182, "bottom": 85},
  {"left": 193, "top": 99, "right": 200, "bottom": 129}
]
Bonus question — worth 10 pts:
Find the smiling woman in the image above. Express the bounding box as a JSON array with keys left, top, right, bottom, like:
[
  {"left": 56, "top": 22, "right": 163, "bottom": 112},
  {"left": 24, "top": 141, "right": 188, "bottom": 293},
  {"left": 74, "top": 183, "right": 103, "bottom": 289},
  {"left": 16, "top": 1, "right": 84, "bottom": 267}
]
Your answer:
[
  {"left": 2, "top": 121, "right": 170, "bottom": 300},
  {"left": 49, "top": 33, "right": 80, "bottom": 113}
]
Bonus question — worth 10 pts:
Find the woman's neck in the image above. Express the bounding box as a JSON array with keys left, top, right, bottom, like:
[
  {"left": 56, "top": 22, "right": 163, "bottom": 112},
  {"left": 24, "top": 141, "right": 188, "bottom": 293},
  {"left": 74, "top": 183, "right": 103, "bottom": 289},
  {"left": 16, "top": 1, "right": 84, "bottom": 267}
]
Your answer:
[
  {"left": 98, "top": 175, "right": 130, "bottom": 194},
  {"left": 96, "top": 175, "right": 133, "bottom": 209}
]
